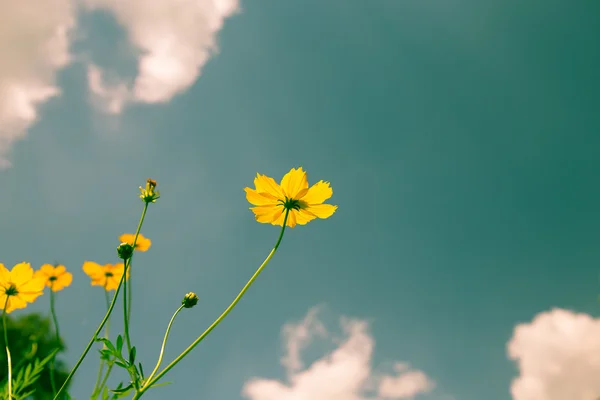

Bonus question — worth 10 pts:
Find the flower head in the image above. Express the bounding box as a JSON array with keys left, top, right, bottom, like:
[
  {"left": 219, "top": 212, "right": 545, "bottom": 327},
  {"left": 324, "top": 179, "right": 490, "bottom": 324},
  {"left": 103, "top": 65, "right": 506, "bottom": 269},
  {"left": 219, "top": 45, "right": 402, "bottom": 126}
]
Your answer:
[
  {"left": 182, "top": 292, "right": 199, "bottom": 308},
  {"left": 244, "top": 167, "right": 337, "bottom": 228},
  {"left": 0, "top": 263, "right": 45, "bottom": 313},
  {"left": 139, "top": 178, "right": 160, "bottom": 203},
  {"left": 119, "top": 233, "right": 152, "bottom": 252},
  {"left": 82, "top": 261, "right": 129, "bottom": 291},
  {"left": 117, "top": 242, "right": 135, "bottom": 260},
  {"left": 35, "top": 264, "right": 73, "bottom": 292}
]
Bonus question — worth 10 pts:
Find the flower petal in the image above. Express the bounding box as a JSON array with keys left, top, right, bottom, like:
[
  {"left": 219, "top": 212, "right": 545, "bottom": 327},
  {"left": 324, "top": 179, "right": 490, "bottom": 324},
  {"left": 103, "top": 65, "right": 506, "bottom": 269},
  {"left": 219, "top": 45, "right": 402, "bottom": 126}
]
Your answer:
[
  {"left": 305, "top": 203, "right": 338, "bottom": 219},
  {"left": 39, "top": 264, "right": 56, "bottom": 277},
  {"left": 10, "top": 263, "right": 34, "bottom": 286},
  {"left": 245, "top": 188, "right": 279, "bottom": 206},
  {"left": 251, "top": 205, "right": 283, "bottom": 224},
  {"left": 254, "top": 174, "right": 284, "bottom": 198},
  {"left": 54, "top": 265, "right": 66, "bottom": 276},
  {"left": 286, "top": 210, "right": 298, "bottom": 228},
  {"left": 53, "top": 272, "right": 73, "bottom": 292},
  {"left": 301, "top": 180, "right": 333, "bottom": 204},
  {"left": 295, "top": 208, "right": 317, "bottom": 225},
  {"left": 83, "top": 261, "right": 103, "bottom": 279},
  {"left": 0, "top": 264, "right": 10, "bottom": 283},
  {"left": 280, "top": 167, "right": 308, "bottom": 199}
]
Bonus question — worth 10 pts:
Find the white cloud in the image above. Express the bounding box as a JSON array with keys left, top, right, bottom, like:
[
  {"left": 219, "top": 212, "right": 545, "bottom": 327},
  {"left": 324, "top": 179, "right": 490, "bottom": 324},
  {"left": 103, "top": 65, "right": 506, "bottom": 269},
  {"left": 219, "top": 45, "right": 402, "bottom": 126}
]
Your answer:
[
  {"left": 82, "top": 0, "right": 240, "bottom": 113},
  {"left": 0, "top": 0, "right": 75, "bottom": 167},
  {"left": 242, "top": 307, "right": 435, "bottom": 400},
  {"left": 508, "top": 308, "right": 600, "bottom": 400}
]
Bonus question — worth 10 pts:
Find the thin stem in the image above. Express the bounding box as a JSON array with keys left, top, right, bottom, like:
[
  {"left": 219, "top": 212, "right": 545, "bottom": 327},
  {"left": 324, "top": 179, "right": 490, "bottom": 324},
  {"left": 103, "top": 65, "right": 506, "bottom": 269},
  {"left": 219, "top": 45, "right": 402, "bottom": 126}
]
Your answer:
[
  {"left": 97, "top": 363, "right": 113, "bottom": 398},
  {"left": 91, "top": 290, "right": 112, "bottom": 399},
  {"left": 144, "top": 305, "right": 185, "bottom": 386},
  {"left": 3, "top": 296, "right": 12, "bottom": 400},
  {"left": 54, "top": 202, "right": 149, "bottom": 400},
  {"left": 134, "top": 209, "right": 290, "bottom": 399},
  {"left": 122, "top": 270, "right": 132, "bottom": 358},
  {"left": 49, "top": 286, "right": 61, "bottom": 397}
]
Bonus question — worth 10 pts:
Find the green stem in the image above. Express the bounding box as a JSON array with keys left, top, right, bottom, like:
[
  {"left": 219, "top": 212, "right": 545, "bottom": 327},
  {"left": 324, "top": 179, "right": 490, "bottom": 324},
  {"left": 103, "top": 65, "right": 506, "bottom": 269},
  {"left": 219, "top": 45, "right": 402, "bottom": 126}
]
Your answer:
[
  {"left": 49, "top": 286, "right": 61, "bottom": 397},
  {"left": 143, "top": 305, "right": 185, "bottom": 386},
  {"left": 3, "top": 296, "right": 12, "bottom": 400},
  {"left": 91, "top": 290, "right": 112, "bottom": 399},
  {"left": 53, "top": 202, "right": 149, "bottom": 400},
  {"left": 96, "top": 363, "right": 113, "bottom": 398},
  {"left": 122, "top": 269, "right": 132, "bottom": 359},
  {"left": 133, "top": 209, "right": 290, "bottom": 399}
]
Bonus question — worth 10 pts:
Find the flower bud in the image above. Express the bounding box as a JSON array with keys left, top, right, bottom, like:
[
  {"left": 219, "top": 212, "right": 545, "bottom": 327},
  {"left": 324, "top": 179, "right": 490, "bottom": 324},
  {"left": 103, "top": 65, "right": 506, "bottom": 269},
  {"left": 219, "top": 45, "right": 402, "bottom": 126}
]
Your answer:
[
  {"left": 139, "top": 178, "right": 160, "bottom": 203},
  {"left": 117, "top": 242, "right": 134, "bottom": 260},
  {"left": 182, "top": 292, "right": 199, "bottom": 308}
]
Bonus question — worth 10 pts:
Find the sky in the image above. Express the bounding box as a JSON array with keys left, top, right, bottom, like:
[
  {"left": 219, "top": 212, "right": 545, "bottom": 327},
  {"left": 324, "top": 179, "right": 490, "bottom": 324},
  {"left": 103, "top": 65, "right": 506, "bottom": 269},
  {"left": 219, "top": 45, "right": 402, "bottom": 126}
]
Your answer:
[{"left": 1, "top": 1, "right": 600, "bottom": 399}]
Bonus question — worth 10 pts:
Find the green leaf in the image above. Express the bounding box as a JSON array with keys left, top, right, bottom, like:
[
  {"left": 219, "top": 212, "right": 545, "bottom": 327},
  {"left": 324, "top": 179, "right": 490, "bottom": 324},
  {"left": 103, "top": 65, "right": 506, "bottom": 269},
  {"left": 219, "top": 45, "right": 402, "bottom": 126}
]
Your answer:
[
  {"left": 138, "top": 362, "right": 145, "bottom": 379},
  {"left": 96, "top": 337, "right": 116, "bottom": 353},
  {"left": 129, "top": 346, "right": 136, "bottom": 365},
  {"left": 114, "top": 360, "right": 129, "bottom": 369},
  {"left": 116, "top": 335, "right": 123, "bottom": 353},
  {"left": 149, "top": 381, "right": 173, "bottom": 389},
  {"left": 110, "top": 383, "right": 133, "bottom": 393}
]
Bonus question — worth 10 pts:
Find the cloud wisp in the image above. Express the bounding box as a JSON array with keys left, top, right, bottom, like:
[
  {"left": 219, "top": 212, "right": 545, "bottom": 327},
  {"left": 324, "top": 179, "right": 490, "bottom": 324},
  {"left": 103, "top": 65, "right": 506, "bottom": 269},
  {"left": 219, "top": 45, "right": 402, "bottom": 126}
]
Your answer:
[
  {"left": 0, "top": 0, "right": 239, "bottom": 167},
  {"left": 0, "top": 0, "right": 75, "bottom": 168},
  {"left": 242, "top": 307, "right": 435, "bottom": 400},
  {"left": 82, "top": 0, "right": 240, "bottom": 113}
]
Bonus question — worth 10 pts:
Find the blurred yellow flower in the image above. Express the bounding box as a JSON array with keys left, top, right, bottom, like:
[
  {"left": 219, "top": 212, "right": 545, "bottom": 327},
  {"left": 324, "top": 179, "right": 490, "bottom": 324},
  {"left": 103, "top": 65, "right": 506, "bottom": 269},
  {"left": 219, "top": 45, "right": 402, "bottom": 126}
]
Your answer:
[
  {"left": 0, "top": 262, "right": 45, "bottom": 313},
  {"left": 35, "top": 264, "right": 73, "bottom": 292},
  {"left": 119, "top": 233, "right": 152, "bottom": 252},
  {"left": 244, "top": 167, "right": 337, "bottom": 228},
  {"left": 82, "top": 262, "right": 129, "bottom": 291}
]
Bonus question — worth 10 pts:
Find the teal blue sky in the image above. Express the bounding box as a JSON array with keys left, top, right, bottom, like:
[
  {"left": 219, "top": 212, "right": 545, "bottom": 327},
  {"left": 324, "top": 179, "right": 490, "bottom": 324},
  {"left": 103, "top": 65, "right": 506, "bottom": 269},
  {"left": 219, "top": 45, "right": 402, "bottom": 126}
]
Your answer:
[{"left": 1, "top": 1, "right": 599, "bottom": 399}]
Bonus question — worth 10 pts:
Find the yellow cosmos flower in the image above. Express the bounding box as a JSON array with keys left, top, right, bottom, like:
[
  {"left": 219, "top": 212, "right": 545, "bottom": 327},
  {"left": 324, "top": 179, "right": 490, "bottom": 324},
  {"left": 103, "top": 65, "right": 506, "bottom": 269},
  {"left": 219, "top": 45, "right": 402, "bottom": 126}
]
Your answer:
[
  {"left": 82, "top": 261, "right": 129, "bottom": 291},
  {"left": 119, "top": 233, "right": 152, "bottom": 252},
  {"left": 244, "top": 167, "right": 338, "bottom": 228},
  {"left": 0, "top": 262, "right": 45, "bottom": 313},
  {"left": 35, "top": 264, "right": 73, "bottom": 292}
]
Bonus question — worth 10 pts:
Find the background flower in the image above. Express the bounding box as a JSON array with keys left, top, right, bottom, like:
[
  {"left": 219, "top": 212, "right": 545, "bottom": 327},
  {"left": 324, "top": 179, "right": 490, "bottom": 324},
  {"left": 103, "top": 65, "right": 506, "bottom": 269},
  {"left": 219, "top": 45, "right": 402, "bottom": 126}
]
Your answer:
[
  {"left": 35, "top": 264, "right": 73, "bottom": 292},
  {"left": 82, "top": 262, "right": 129, "bottom": 291},
  {"left": 119, "top": 233, "right": 152, "bottom": 252}
]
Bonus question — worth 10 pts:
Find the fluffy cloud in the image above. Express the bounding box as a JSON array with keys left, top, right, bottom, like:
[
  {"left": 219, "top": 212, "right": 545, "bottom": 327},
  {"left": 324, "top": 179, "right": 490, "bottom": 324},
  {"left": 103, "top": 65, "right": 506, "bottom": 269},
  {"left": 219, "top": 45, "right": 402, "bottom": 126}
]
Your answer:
[
  {"left": 82, "top": 0, "right": 240, "bottom": 113},
  {"left": 242, "top": 307, "right": 435, "bottom": 400},
  {"left": 0, "top": 0, "right": 75, "bottom": 167},
  {"left": 508, "top": 308, "right": 600, "bottom": 400}
]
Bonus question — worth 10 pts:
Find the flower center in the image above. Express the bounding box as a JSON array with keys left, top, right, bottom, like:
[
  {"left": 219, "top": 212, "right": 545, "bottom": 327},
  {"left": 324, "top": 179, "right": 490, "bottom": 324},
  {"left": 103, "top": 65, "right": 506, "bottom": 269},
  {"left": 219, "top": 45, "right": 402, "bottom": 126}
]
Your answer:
[
  {"left": 279, "top": 197, "right": 302, "bottom": 211},
  {"left": 5, "top": 284, "right": 18, "bottom": 296},
  {"left": 49, "top": 276, "right": 58, "bottom": 281},
  {"left": 105, "top": 272, "right": 114, "bottom": 278}
]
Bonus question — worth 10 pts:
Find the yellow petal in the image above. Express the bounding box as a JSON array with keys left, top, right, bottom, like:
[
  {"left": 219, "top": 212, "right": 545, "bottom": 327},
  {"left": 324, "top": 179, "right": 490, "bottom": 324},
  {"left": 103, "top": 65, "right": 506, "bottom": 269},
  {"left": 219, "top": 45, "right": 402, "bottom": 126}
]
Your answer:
[
  {"left": 119, "top": 233, "right": 136, "bottom": 245},
  {"left": 301, "top": 180, "right": 333, "bottom": 204},
  {"left": 286, "top": 210, "right": 298, "bottom": 228},
  {"left": 83, "top": 261, "right": 103, "bottom": 279},
  {"left": 271, "top": 209, "right": 287, "bottom": 226},
  {"left": 295, "top": 208, "right": 317, "bottom": 225},
  {"left": 251, "top": 205, "right": 283, "bottom": 224},
  {"left": 39, "top": 264, "right": 56, "bottom": 277},
  {"left": 254, "top": 174, "right": 284, "bottom": 198},
  {"left": 135, "top": 234, "right": 152, "bottom": 252},
  {"left": 54, "top": 265, "right": 66, "bottom": 275},
  {"left": 245, "top": 188, "right": 280, "bottom": 206},
  {"left": 53, "top": 272, "right": 73, "bottom": 292},
  {"left": 7, "top": 296, "right": 27, "bottom": 313},
  {"left": 10, "top": 263, "right": 34, "bottom": 286},
  {"left": 305, "top": 204, "right": 338, "bottom": 219},
  {"left": 19, "top": 277, "right": 45, "bottom": 294},
  {"left": 280, "top": 167, "right": 308, "bottom": 199},
  {"left": 0, "top": 264, "right": 9, "bottom": 283}
]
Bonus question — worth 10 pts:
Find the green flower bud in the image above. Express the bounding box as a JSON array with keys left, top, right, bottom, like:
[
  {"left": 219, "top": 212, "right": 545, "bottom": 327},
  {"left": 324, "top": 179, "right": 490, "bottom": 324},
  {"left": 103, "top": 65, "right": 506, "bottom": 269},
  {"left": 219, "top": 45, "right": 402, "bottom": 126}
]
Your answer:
[
  {"left": 139, "top": 178, "right": 160, "bottom": 203},
  {"left": 182, "top": 292, "right": 199, "bottom": 308},
  {"left": 117, "top": 242, "right": 134, "bottom": 260}
]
